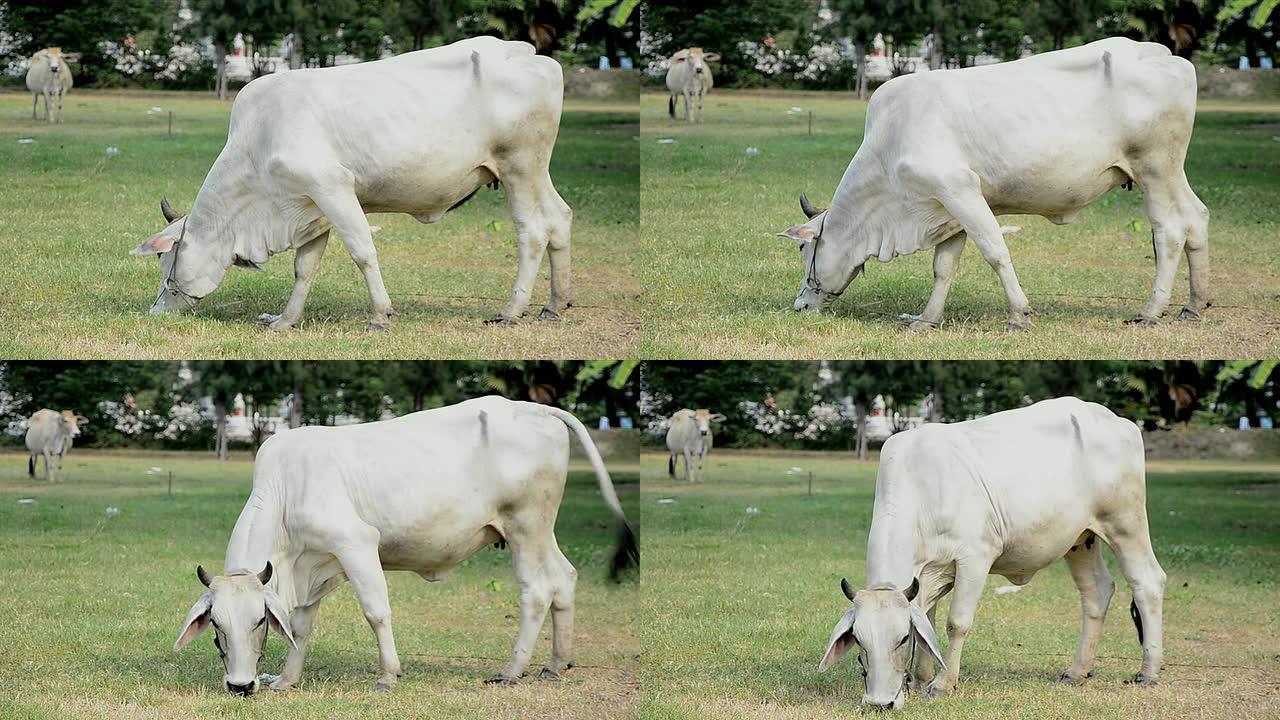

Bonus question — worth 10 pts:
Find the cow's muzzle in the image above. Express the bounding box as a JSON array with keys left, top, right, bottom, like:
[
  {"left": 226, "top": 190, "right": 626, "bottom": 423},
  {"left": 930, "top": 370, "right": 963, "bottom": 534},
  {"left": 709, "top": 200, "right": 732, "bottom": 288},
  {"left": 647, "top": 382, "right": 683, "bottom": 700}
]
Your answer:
[{"left": 226, "top": 679, "right": 257, "bottom": 696}]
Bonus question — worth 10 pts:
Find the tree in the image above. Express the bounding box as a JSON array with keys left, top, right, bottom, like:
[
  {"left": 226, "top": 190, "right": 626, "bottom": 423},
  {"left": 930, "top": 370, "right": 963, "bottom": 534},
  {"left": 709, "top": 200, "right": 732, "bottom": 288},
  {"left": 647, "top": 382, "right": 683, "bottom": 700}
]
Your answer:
[
  {"left": 3, "top": 0, "right": 173, "bottom": 85},
  {"left": 642, "top": 0, "right": 809, "bottom": 86}
]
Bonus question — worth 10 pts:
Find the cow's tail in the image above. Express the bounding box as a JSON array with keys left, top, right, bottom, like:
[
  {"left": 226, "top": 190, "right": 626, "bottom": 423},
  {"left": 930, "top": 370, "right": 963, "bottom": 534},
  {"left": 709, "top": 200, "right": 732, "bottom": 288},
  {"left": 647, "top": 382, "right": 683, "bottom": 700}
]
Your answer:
[
  {"left": 544, "top": 406, "right": 639, "bottom": 580},
  {"left": 668, "top": 453, "right": 675, "bottom": 478},
  {"left": 668, "top": 94, "right": 675, "bottom": 118},
  {"left": 28, "top": 454, "right": 35, "bottom": 478}
]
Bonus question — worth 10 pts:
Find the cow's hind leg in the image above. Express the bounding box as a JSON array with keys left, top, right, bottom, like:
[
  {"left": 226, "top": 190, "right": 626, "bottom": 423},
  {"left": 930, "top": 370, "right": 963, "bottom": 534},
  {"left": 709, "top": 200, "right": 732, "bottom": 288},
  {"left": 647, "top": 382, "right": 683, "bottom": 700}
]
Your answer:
[
  {"left": 535, "top": 181, "right": 573, "bottom": 321},
  {"left": 1131, "top": 173, "right": 1195, "bottom": 325},
  {"left": 489, "top": 512, "right": 561, "bottom": 684},
  {"left": 335, "top": 539, "right": 402, "bottom": 691},
  {"left": 1059, "top": 534, "right": 1115, "bottom": 684},
  {"left": 489, "top": 167, "right": 553, "bottom": 324},
  {"left": 937, "top": 177, "right": 1033, "bottom": 331},
  {"left": 540, "top": 545, "right": 578, "bottom": 679},
  {"left": 309, "top": 177, "right": 396, "bottom": 331},
  {"left": 909, "top": 232, "right": 966, "bottom": 332},
  {"left": 1105, "top": 523, "right": 1166, "bottom": 685},
  {"left": 1177, "top": 185, "right": 1210, "bottom": 321},
  {"left": 263, "top": 231, "right": 329, "bottom": 330}
]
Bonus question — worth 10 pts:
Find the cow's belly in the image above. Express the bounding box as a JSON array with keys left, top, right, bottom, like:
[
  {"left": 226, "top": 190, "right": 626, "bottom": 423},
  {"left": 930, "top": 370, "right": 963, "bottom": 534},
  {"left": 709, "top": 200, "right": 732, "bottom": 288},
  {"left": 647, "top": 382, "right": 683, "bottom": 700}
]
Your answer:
[
  {"left": 985, "top": 164, "right": 1130, "bottom": 220},
  {"left": 990, "top": 518, "right": 1092, "bottom": 577},
  {"left": 377, "top": 515, "right": 502, "bottom": 574},
  {"left": 355, "top": 164, "right": 497, "bottom": 221}
]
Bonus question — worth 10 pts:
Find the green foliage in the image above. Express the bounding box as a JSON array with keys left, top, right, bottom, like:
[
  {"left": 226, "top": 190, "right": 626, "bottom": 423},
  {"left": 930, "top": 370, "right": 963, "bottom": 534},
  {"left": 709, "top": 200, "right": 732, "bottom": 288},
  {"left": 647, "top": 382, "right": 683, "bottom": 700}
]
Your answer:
[{"left": 1217, "top": 0, "right": 1280, "bottom": 29}]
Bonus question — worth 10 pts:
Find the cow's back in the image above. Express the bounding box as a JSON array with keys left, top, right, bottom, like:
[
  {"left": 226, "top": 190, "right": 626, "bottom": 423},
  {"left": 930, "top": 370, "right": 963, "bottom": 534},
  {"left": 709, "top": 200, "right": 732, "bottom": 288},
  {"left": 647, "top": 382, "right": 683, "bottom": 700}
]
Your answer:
[{"left": 666, "top": 410, "right": 698, "bottom": 452}]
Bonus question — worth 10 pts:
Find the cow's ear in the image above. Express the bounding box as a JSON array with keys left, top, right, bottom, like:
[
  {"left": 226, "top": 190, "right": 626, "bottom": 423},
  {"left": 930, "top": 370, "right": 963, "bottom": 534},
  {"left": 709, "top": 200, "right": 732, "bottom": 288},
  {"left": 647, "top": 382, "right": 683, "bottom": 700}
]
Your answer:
[
  {"left": 703, "top": 53, "right": 720, "bottom": 62},
  {"left": 909, "top": 604, "right": 945, "bottom": 670},
  {"left": 264, "top": 588, "right": 297, "bottom": 650},
  {"left": 131, "top": 222, "right": 182, "bottom": 256},
  {"left": 776, "top": 224, "right": 816, "bottom": 245},
  {"left": 709, "top": 413, "right": 727, "bottom": 422},
  {"left": 819, "top": 607, "right": 858, "bottom": 671},
  {"left": 175, "top": 593, "right": 213, "bottom": 650}
]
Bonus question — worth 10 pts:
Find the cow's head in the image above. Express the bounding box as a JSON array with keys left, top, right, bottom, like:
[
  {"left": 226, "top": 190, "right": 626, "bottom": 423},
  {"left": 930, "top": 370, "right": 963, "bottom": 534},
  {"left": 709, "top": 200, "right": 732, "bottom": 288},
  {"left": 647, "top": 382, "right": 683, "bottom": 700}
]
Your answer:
[
  {"left": 673, "top": 48, "right": 719, "bottom": 76},
  {"left": 778, "top": 193, "right": 864, "bottom": 313},
  {"left": 692, "top": 408, "right": 725, "bottom": 437},
  {"left": 818, "top": 578, "right": 944, "bottom": 710},
  {"left": 175, "top": 563, "right": 295, "bottom": 695},
  {"left": 131, "top": 198, "right": 230, "bottom": 315},
  {"left": 59, "top": 410, "right": 86, "bottom": 438},
  {"left": 45, "top": 48, "right": 62, "bottom": 73}
]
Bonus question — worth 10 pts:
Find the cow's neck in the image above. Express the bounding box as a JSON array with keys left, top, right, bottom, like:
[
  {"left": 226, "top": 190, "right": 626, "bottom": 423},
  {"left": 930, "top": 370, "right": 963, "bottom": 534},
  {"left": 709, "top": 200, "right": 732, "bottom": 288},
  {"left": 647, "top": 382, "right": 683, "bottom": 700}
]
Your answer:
[
  {"left": 826, "top": 153, "right": 952, "bottom": 266},
  {"left": 864, "top": 458, "right": 920, "bottom": 591},
  {"left": 180, "top": 151, "right": 280, "bottom": 286}
]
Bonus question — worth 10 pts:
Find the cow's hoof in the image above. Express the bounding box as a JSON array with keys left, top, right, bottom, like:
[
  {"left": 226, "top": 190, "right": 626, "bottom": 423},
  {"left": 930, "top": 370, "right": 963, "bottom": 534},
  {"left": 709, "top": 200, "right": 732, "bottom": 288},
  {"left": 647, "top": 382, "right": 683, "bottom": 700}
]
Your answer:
[
  {"left": 537, "top": 668, "right": 564, "bottom": 681},
  {"left": 366, "top": 321, "right": 391, "bottom": 332},
  {"left": 259, "top": 314, "right": 299, "bottom": 331},
  {"left": 484, "top": 674, "right": 519, "bottom": 686},
  {"left": 1175, "top": 307, "right": 1203, "bottom": 322},
  {"left": 909, "top": 320, "right": 938, "bottom": 333},
  {"left": 1057, "top": 671, "right": 1092, "bottom": 685},
  {"left": 924, "top": 683, "right": 948, "bottom": 701},
  {"left": 1006, "top": 321, "right": 1032, "bottom": 332},
  {"left": 484, "top": 316, "right": 518, "bottom": 327},
  {"left": 1125, "top": 673, "right": 1157, "bottom": 687},
  {"left": 535, "top": 308, "right": 562, "bottom": 322},
  {"left": 1124, "top": 316, "right": 1158, "bottom": 327},
  {"left": 268, "top": 679, "right": 297, "bottom": 692},
  {"left": 373, "top": 679, "right": 397, "bottom": 692}
]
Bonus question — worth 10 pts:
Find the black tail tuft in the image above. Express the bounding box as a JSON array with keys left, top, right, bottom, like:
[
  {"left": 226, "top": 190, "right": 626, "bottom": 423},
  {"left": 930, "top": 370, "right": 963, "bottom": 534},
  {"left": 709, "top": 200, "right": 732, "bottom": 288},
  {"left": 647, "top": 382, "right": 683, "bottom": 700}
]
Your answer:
[
  {"left": 1130, "top": 599, "right": 1144, "bottom": 645},
  {"left": 609, "top": 522, "right": 639, "bottom": 582},
  {"left": 668, "top": 95, "right": 675, "bottom": 118},
  {"left": 28, "top": 454, "right": 34, "bottom": 477},
  {"left": 668, "top": 454, "right": 675, "bottom": 478}
]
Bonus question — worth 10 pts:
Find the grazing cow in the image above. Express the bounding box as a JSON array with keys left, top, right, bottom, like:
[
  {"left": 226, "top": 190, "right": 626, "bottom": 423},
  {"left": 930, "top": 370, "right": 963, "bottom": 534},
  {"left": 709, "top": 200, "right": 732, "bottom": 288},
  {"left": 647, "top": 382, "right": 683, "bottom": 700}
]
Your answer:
[
  {"left": 779, "top": 38, "right": 1208, "bottom": 331},
  {"left": 174, "top": 396, "right": 638, "bottom": 695},
  {"left": 818, "top": 397, "right": 1165, "bottom": 710},
  {"left": 26, "top": 48, "right": 74, "bottom": 123},
  {"left": 26, "top": 409, "right": 85, "bottom": 482},
  {"left": 132, "top": 36, "right": 573, "bottom": 331},
  {"left": 666, "top": 408, "right": 724, "bottom": 482},
  {"left": 666, "top": 48, "right": 718, "bottom": 123}
]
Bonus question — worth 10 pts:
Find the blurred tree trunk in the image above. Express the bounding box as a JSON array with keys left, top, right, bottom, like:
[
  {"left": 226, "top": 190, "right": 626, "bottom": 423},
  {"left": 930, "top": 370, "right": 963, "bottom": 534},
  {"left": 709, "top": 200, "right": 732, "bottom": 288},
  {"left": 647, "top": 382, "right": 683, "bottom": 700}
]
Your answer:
[
  {"left": 214, "top": 41, "right": 228, "bottom": 100},
  {"left": 929, "top": 23, "right": 942, "bottom": 70},
  {"left": 214, "top": 399, "right": 228, "bottom": 460},
  {"left": 854, "top": 42, "right": 867, "bottom": 100},
  {"left": 854, "top": 402, "right": 868, "bottom": 460}
]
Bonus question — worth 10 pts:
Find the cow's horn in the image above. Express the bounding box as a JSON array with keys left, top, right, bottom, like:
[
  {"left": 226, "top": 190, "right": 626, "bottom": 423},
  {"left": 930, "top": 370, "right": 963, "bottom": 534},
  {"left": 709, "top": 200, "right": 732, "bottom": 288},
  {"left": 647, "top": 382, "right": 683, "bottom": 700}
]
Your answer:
[
  {"left": 160, "top": 196, "right": 183, "bottom": 223},
  {"left": 840, "top": 577, "right": 856, "bottom": 602},
  {"left": 258, "top": 561, "right": 273, "bottom": 585},
  {"left": 799, "top": 192, "right": 824, "bottom": 219},
  {"left": 197, "top": 565, "right": 212, "bottom": 587}
]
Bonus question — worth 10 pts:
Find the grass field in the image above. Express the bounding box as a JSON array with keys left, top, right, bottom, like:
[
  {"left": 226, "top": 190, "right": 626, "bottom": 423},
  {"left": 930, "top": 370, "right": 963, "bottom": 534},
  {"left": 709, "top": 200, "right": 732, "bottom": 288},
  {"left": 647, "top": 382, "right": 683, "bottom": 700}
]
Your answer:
[
  {"left": 0, "top": 90, "right": 639, "bottom": 359},
  {"left": 639, "top": 449, "right": 1280, "bottom": 719},
  {"left": 0, "top": 450, "right": 639, "bottom": 719},
  {"left": 638, "top": 91, "right": 1280, "bottom": 359}
]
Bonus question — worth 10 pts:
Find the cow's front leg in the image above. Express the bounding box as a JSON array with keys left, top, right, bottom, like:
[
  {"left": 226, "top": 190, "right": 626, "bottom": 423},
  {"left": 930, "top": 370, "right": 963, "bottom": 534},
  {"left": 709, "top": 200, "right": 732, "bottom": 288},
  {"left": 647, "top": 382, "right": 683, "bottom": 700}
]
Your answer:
[
  {"left": 491, "top": 179, "right": 550, "bottom": 324},
  {"left": 909, "top": 233, "right": 966, "bottom": 332},
  {"left": 926, "top": 560, "right": 989, "bottom": 699},
  {"left": 42, "top": 450, "right": 53, "bottom": 483},
  {"left": 338, "top": 544, "right": 402, "bottom": 691},
  {"left": 271, "top": 600, "right": 322, "bottom": 690},
  {"left": 941, "top": 185, "right": 1032, "bottom": 331},
  {"left": 683, "top": 89, "right": 693, "bottom": 122},
  {"left": 310, "top": 183, "right": 396, "bottom": 331},
  {"left": 682, "top": 448, "right": 694, "bottom": 482},
  {"left": 911, "top": 604, "right": 941, "bottom": 692},
  {"left": 262, "top": 232, "right": 329, "bottom": 331}
]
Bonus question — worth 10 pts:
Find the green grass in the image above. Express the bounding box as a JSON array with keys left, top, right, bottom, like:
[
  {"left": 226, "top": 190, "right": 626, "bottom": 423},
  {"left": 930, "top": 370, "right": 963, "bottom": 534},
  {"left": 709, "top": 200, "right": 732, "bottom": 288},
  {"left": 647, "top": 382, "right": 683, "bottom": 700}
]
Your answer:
[
  {"left": 639, "top": 449, "right": 1280, "bottom": 719},
  {"left": 0, "top": 90, "right": 639, "bottom": 359},
  {"left": 0, "top": 450, "right": 639, "bottom": 719},
  {"left": 638, "top": 91, "right": 1280, "bottom": 358}
]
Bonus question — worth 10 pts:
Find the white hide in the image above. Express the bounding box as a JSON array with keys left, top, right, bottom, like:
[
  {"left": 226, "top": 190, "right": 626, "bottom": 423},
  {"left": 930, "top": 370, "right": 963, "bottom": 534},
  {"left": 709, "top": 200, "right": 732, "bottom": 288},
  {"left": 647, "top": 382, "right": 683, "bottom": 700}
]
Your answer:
[
  {"left": 133, "top": 36, "right": 573, "bottom": 330},
  {"left": 821, "top": 397, "right": 1166, "bottom": 707},
  {"left": 26, "top": 49, "right": 73, "bottom": 123},
  {"left": 25, "top": 409, "right": 82, "bottom": 483},
  {"left": 665, "top": 48, "right": 717, "bottom": 123},
  {"left": 175, "top": 396, "right": 634, "bottom": 694},
  {"left": 783, "top": 38, "right": 1208, "bottom": 330},
  {"left": 665, "top": 408, "right": 723, "bottom": 482}
]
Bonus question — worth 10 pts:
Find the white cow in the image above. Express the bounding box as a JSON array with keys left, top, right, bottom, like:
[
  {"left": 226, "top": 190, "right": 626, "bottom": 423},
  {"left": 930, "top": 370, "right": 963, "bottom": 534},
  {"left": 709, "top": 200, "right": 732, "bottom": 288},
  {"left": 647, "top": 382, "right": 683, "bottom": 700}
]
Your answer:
[
  {"left": 25, "top": 409, "right": 85, "bottom": 482},
  {"left": 818, "top": 397, "right": 1165, "bottom": 709},
  {"left": 780, "top": 38, "right": 1208, "bottom": 331},
  {"left": 26, "top": 48, "right": 73, "bottom": 123},
  {"left": 175, "top": 396, "right": 637, "bottom": 695},
  {"left": 666, "top": 408, "right": 724, "bottom": 482},
  {"left": 666, "top": 48, "right": 718, "bottom": 123},
  {"left": 132, "top": 36, "right": 573, "bottom": 331}
]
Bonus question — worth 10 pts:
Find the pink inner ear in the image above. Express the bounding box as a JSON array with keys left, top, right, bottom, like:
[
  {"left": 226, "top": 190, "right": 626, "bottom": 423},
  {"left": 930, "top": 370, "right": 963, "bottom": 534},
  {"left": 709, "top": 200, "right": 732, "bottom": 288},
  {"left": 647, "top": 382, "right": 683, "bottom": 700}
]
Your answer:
[
  {"left": 132, "top": 231, "right": 177, "bottom": 255},
  {"left": 177, "top": 614, "right": 209, "bottom": 647},
  {"left": 794, "top": 226, "right": 817, "bottom": 240}
]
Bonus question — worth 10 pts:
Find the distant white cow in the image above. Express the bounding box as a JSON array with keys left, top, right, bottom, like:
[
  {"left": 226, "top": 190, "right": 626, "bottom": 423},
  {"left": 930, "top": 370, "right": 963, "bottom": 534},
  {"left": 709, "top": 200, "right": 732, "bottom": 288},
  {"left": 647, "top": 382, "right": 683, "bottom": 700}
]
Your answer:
[
  {"left": 175, "top": 396, "right": 638, "bottom": 695},
  {"left": 26, "top": 48, "right": 73, "bottom": 123},
  {"left": 26, "top": 409, "right": 85, "bottom": 482},
  {"left": 132, "top": 36, "right": 573, "bottom": 331},
  {"left": 780, "top": 37, "right": 1208, "bottom": 330},
  {"left": 666, "top": 48, "right": 718, "bottom": 123},
  {"left": 666, "top": 408, "right": 724, "bottom": 482},
  {"left": 818, "top": 397, "right": 1165, "bottom": 710}
]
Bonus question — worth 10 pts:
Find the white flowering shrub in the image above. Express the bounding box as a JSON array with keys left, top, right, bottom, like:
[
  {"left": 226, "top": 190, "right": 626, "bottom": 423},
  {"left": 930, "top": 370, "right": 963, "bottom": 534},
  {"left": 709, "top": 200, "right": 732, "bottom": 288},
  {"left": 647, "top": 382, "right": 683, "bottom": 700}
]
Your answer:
[{"left": 155, "top": 402, "right": 205, "bottom": 440}]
